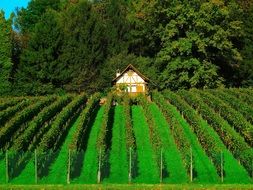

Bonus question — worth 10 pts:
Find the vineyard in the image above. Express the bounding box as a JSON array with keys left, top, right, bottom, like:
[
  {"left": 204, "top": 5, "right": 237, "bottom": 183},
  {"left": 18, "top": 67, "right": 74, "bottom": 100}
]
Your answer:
[{"left": 0, "top": 88, "right": 253, "bottom": 185}]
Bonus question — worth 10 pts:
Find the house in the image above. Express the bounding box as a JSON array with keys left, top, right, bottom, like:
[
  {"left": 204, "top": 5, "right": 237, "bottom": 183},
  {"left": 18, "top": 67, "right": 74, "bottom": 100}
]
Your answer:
[{"left": 112, "top": 64, "right": 149, "bottom": 95}]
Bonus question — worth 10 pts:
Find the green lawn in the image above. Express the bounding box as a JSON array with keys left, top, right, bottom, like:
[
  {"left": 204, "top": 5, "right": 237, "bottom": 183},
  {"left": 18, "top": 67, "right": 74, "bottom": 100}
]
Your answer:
[
  {"left": 153, "top": 102, "right": 219, "bottom": 183},
  {"left": 105, "top": 106, "right": 128, "bottom": 183},
  {"left": 149, "top": 103, "right": 188, "bottom": 183},
  {"left": 0, "top": 153, "right": 6, "bottom": 183},
  {"left": 131, "top": 106, "right": 159, "bottom": 183},
  {"left": 39, "top": 116, "right": 81, "bottom": 184},
  {"left": 1, "top": 184, "right": 253, "bottom": 190},
  {"left": 72, "top": 106, "right": 105, "bottom": 184}
]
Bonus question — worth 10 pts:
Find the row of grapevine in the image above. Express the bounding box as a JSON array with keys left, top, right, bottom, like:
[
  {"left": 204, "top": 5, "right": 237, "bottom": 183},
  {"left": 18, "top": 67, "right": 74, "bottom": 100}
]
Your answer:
[
  {"left": 149, "top": 102, "right": 189, "bottom": 183},
  {"left": 0, "top": 100, "right": 32, "bottom": 127},
  {"left": 152, "top": 92, "right": 218, "bottom": 183},
  {"left": 11, "top": 96, "right": 72, "bottom": 152},
  {"left": 137, "top": 95, "right": 161, "bottom": 156},
  {"left": 209, "top": 90, "right": 253, "bottom": 124},
  {"left": 153, "top": 92, "right": 190, "bottom": 169},
  {"left": 123, "top": 95, "right": 135, "bottom": 149},
  {"left": 223, "top": 89, "right": 253, "bottom": 109},
  {"left": 69, "top": 93, "right": 101, "bottom": 151},
  {"left": 76, "top": 106, "right": 105, "bottom": 183},
  {"left": 96, "top": 94, "right": 113, "bottom": 151},
  {"left": 179, "top": 90, "right": 253, "bottom": 177},
  {"left": 70, "top": 95, "right": 112, "bottom": 183},
  {"left": 0, "top": 97, "right": 56, "bottom": 150},
  {"left": 239, "top": 88, "right": 253, "bottom": 97},
  {"left": 38, "top": 94, "right": 87, "bottom": 152},
  {"left": 162, "top": 91, "right": 251, "bottom": 183},
  {"left": 39, "top": 114, "right": 83, "bottom": 183},
  {"left": 0, "top": 98, "right": 24, "bottom": 112},
  {"left": 197, "top": 90, "right": 253, "bottom": 147}
]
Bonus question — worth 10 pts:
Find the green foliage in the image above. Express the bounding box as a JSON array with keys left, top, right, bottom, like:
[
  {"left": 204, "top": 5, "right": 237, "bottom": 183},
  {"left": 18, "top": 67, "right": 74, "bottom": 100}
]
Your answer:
[
  {"left": 38, "top": 94, "right": 86, "bottom": 152},
  {"left": 0, "top": 11, "right": 12, "bottom": 94},
  {"left": 225, "top": 88, "right": 253, "bottom": 107},
  {"left": 237, "top": 5, "right": 253, "bottom": 87},
  {"left": 96, "top": 94, "right": 113, "bottom": 151},
  {"left": 69, "top": 93, "right": 101, "bottom": 150},
  {"left": 123, "top": 95, "right": 135, "bottom": 149},
  {"left": 137, "top": 95, "right": 161, "bottom": 154},
  {"left": 76, "top": 106, "right": 105, "bottom": 183},
  {"left": 179, "top": 89, "right": 253, "bottom": 178},
  {"left": 152, "top": 92, "right": 219, "bottom": 183},
  {"left": 11, "top": 96, "right": 71, "bottom": 151},
  {"left": 149, "top": 102, "right": 189, "bottom": 183},
  {"left": 158, "top": 58, "right": 223, "bottom": 90},
  {"left": 15, "top": 0, "right": 61, "bottom": 33},
  {"left": 197, "top": 90, "right": 253, "bottom": 146},
  {"left": 209, "top": 90, "right": 253, "bottom": 124},
  {"left": 58, "top": 1, "right": 107, "bottom": 93},
  {"left": 17, "top": 9, "right": 64, "bottom": 93},
  {"left": 0, "top": 98, "right": 23, "bottom": 111},
  {"left": 153, "top": 0, "right": 242, "bottom": 90},
  {"left": 0, "top": 96, "right": 55, "bottom": 150},
  {"left": 39, "top": 116, "right": 81, "bottom": 184},
  {"left": 0, "top": 99, "right": 31, "bottom": 127}
]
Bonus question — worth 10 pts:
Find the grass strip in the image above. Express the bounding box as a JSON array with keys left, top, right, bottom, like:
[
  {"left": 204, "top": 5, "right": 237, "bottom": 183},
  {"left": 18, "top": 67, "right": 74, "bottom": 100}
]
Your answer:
[
  {"left": 178, "top": 90, "right": 252, "bottom": 183},
  {"left": 156, "top": 91, "right": 221, "bottom": 183},
  {"left": 149, "top": 103, "right": 188, "bottom": 183},
  {"left": 73, "top": 106, "right": 105, "bottom": 184},
  {"left": 0, "top": 154, "right": 6, "bottom": 184},
  {"left": 10, "top": 152, "right": 35, "bottom": 184},
  {"left": 131, "top": 105, "right": 159, "bottom": 183},
  {"left": 105, "top": 106, "right": 128, "bottom": 183},
  {"left": 39, "top": 116, "right": 81, "bottom": 184}
]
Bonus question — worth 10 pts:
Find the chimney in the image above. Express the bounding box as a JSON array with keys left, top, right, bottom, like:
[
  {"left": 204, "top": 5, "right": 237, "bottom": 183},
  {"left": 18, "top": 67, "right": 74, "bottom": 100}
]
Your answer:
[{"left": 116, "top": 69, "right": 120, "bottom": 77}]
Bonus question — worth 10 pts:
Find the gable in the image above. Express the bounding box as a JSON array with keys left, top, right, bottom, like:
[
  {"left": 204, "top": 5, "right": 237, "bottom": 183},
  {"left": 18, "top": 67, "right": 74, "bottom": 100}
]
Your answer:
[
  {"left": 116, "top": 71, "right": 146, "bottom": 84},
  {"left": 112, "top": 64, "right": 149, "bottom": 84}
]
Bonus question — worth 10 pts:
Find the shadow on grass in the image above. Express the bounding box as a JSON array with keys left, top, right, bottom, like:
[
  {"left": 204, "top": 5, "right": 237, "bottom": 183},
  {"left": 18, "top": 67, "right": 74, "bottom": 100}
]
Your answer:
[
  {"left": 70, "top": 105, "right": 100, "bottom": 179},
  {"left": 101, "top": 106, "right": 115, "bottom": 181},
  {"left": 37, "top": 106, "right": 83, "bottom": 179}
]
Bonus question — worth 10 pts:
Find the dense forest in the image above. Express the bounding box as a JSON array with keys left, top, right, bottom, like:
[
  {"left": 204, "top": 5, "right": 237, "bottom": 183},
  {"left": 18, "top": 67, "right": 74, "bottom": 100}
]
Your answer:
[{"left": 0, "top": 0, "right": 253, "bottom": 95}]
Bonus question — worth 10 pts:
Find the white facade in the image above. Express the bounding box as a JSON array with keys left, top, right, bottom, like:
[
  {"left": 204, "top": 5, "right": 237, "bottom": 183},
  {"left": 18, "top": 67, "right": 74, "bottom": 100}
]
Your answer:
[{"left": 115, "top": 70, "right": 146, "bottom": 93}]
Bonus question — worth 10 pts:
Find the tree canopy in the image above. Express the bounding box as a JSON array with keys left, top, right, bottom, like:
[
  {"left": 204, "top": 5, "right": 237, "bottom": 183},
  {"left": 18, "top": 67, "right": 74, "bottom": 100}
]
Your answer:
[{"left": 0, "top": 0, "right": 252, "bottom": 95}]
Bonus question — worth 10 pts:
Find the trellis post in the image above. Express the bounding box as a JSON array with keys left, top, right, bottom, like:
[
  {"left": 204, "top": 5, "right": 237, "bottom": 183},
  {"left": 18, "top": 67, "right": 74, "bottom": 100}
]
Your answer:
[
  {"left": 97, "top": 148, "right": 102, "bottom": 183},
  {"left": 67, "top": 149, "right": 71, "bottom": 184},
  {"left": 35, "top": 149, "right": 38, "bottom": 184},
  {"left": 5, "top": 151, "right": 8, "bottom": 184},
  {"left": 160, "top": 149, "right": 163, "bottom": 183},
  {"left": 221, "top": 151, "right": 224, "bottom": 183},
  {"left": 190, "top": 147, "right": 193, "bottom": 182},
  {"left": 128, "top": 147, "right": 132, "bottom": 183}
]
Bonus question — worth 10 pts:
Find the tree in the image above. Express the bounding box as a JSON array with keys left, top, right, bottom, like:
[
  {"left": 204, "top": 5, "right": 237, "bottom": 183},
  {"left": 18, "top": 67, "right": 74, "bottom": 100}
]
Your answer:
[
  {"left": 0, "top": 11, "right": 12, "bottom": 94},
  {"left": 152, "top": 0, "right": 242, "bottom": 90},
  {"left": 57, "top": 1, "right": 108, "bottom": 93},
  {"left": 15, "top": 0, "right": 61, "bottom": 33},
  {"left": 237, "top": 5, "right": 253, "bottom": 86},
  {"left": 17, "top": 9, "right": 63, "bottom": 94},
  {"left": 127, "top": 0, "right": 160, "bottom": 57}
]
